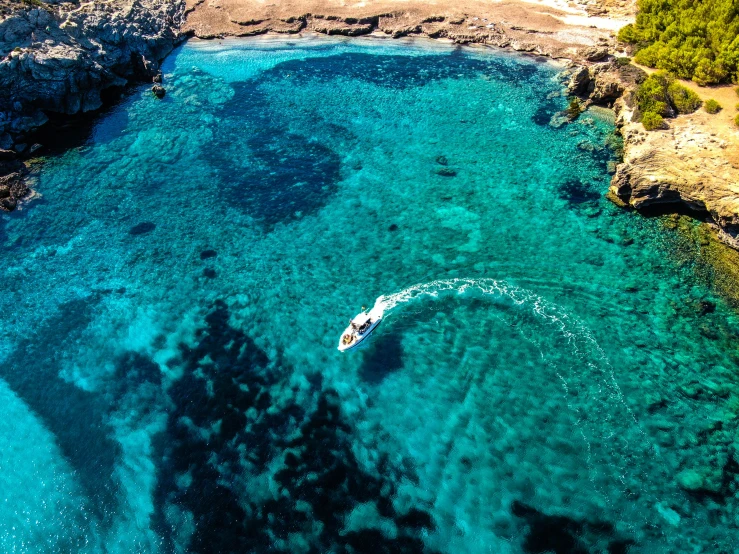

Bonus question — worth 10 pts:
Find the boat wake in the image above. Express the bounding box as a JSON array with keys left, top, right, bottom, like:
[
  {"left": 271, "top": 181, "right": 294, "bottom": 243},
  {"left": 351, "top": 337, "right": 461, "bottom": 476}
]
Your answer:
[{"left": 366, "top": 278, "right": 666, "bottom": 522}]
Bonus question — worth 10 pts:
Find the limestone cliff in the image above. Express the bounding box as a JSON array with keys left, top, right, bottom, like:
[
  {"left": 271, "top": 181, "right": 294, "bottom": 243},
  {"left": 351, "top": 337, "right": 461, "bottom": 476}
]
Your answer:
[{"left": 609, "top": 92, "right": 739, "bottom": 247}]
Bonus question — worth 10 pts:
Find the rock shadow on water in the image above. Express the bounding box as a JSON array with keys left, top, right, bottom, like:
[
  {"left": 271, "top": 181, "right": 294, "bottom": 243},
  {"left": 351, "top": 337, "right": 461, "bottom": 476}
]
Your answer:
[{"left": 0, "top": 297, "right": 120, "bottom": 521}]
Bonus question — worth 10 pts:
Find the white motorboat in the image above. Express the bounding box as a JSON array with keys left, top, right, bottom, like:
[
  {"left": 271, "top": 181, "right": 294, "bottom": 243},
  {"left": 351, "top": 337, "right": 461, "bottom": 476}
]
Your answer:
[{"left": 337, "top": 304, "right": 383, "bottom": 352}]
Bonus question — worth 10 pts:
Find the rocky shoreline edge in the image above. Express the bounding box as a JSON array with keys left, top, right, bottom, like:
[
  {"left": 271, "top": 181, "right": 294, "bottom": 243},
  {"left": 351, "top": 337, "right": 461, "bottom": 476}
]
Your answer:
[
  {"left": 0, "top": 0, "right": 186, "bottom": 211},
  {"left": 2, "top": 0, "right": 738, "bottom": 259}
]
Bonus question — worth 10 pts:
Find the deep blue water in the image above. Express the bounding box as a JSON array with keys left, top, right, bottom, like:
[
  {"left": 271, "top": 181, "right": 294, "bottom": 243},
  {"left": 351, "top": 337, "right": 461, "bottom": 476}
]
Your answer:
[{"left": 2, "top": 35, "right": 739, "bottom": 553}]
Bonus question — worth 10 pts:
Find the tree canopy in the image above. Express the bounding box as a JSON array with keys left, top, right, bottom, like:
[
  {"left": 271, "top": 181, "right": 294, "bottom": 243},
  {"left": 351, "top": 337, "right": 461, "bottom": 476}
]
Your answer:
[{"left": 618, "top": 0, "right": 739, "bottom": 85}]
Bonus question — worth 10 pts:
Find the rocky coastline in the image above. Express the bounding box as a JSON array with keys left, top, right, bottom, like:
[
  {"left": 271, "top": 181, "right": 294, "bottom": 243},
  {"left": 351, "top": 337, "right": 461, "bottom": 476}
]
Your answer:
[
  {"left": 0, "top": 0, "right": 186, "bottom": 210},
  {"left": 608, "top": 91, "right": 739, "bottom": 249},
  {"left": 2, "top": 0, "right": 738, "bottom": 260}
]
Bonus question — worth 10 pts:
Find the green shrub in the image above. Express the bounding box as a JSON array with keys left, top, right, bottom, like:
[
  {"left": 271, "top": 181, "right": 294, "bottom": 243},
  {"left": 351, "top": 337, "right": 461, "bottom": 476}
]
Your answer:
[
  {"left": 735, "top": 86, "right": 739, "bottom": 97},
  {"left": 636, "top": 71, "right": 673, "bottom": 116},
  {"left": 636, "top": 71, "right": 703, "bottom": 119},
  {"left": 704, "top": 98, "right": 722, "bottom": 113},
  {"left": 668, "top": 82, "right": 702, "bottom": 113},
  {"left": 642, "top": 111, "right": 665, "bottom": 130},
  {"left": 618, "top": 0, "right": 739, "bottom": 85},
  {"left": 735, "top": 113, "right": 739, "bottom": 127},
  {"left": 616, "top": 57, "right": 632, "bottom": 67}
]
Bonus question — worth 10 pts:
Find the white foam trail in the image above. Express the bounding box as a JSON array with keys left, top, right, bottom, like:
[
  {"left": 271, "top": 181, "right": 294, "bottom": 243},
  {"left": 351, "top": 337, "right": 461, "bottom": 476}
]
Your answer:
[{"left": 369, "top": 278, "right": 661, "bottom": 522}]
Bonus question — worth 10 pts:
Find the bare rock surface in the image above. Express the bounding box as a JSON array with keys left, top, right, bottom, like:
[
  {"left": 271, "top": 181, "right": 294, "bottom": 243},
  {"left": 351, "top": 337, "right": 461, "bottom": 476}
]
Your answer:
[
  {"left": 0, "top": 0, "right": 186, "bottom": 211},
  {"left": 182, "top": 0, "right": 630, "bottom": 61},
  {"left": 609, "top": 74, "right": 739, "bottom": 248},
  {"left": 0, "top": 0, "right": 186, "bottom": 150}
]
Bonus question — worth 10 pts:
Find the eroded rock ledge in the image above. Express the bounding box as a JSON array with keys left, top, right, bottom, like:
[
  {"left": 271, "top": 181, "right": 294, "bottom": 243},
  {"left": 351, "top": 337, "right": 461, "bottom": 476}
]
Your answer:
[
  {"left": 608, "top": 88, "right": 739, "bottom": 249},
  {"left": 183, "top": 2, "right": 619, "bottom": 61}
]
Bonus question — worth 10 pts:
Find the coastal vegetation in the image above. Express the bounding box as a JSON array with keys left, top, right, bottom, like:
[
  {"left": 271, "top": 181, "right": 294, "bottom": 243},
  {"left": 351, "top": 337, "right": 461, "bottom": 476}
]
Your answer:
[
  {"left": 618, "top": 0, "right": 739, "bottom": 85},
  {"left": 704, "top": 99, "right": 722, "bottom": 113},
  {"left": 641, "top": 111, "right": 664, "bottom": 130},
  {"left": 636, "top": 71, "right": 702, "bottom": 129}
]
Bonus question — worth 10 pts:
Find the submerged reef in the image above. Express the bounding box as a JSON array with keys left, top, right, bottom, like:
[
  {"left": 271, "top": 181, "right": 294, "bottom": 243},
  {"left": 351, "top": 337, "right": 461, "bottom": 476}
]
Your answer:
[{"left": 152, "top": 300, "right": 437, "bottom": 553}]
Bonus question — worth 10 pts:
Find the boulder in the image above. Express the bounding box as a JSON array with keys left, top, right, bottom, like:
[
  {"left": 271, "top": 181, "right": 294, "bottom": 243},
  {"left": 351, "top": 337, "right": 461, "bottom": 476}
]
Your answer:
[
  {"left": 582, "top": 46, "right": 608, "bottom": 62},
  {"left": 567, "top": 66, "right": 591, "bottom": 96},
  {"left": 590, "top": 70, "right": 624, "bottom": 105},
  {"left": 609, "top": 112, "right": 739, "bottom": 248},
  {"left": 152, "top": 85, "right": 166, "bottom": 98}
]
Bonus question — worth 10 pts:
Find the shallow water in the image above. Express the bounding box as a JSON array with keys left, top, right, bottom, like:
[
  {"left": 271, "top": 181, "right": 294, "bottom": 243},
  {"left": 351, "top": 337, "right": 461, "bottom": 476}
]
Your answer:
[{"left": 2, "top": 35, "right": 739, "bottom": 553}]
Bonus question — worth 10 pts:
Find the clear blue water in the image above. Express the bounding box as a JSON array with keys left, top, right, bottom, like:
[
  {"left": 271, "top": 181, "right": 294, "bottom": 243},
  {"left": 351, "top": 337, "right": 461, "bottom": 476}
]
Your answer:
[{"left": 2, "top": 35, "right": 739, "bottom": 553}]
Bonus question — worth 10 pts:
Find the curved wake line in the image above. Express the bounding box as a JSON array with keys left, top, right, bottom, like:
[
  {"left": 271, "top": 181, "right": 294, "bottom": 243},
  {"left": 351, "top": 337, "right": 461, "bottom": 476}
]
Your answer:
[
  {"left": 375, "top": 278, "right": 596, "bottom": 351},
  {"left": 370, "top": 278, "right": 664, "bottom": 521}
]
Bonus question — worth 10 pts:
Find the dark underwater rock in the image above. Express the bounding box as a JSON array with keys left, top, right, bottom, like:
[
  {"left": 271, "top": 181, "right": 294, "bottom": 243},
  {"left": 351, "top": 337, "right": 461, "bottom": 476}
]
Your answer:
[
  {"left": 151, "top": 300, "right": 437, "bottom": 553},
  {"left": 698, "top": 300, "right": 716, "bottom": 316},
  {"left": 200, "top": 249, "right": 217, "bottom": 259},
  {"left": 435, "top": 167, "right": 457, "bottom": 177},
  {"left": 0, "top": 196, "right": 17, "bottom": 211},
  {"left": 559, "top": 179, "right": 599, "bottom": 205},
  {"left": 152, "top": 85, "right": 166, "bottom": 99},
  {"left": 128, "top": 221, "right": 156, "bottom": 235},
  {"left": 511, "top": 500, "right": 635, "bottom": 554},
  {"left": 435, "top": 155, "right": 448, "bottom": 165},
  {"left": 203, "top": 268, "right": 216, "bottom": 278}
]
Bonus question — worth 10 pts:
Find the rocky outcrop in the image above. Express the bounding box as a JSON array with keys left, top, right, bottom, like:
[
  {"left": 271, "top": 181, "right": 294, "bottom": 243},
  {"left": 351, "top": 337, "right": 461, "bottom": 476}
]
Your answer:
[
  {"left": 0, "top": 150, "right": 28, "bottom": 211},
  {"left": 562, "top": 57, "right": 739, "bottom": 252},
  {"left": 183, "top": 0, "right": 621, "bottom": 61},
  {"left": 566, "top": 60, "right": 646, "bottom": 107},
  {"left": 0, "top": 0, "right": 186, "bottom": 211},
  {"left": 609, "top": 92, "right": 739, "bottom": 248},
  {"left": 0, "top": 0, "right": 186, "bottom": 151}
]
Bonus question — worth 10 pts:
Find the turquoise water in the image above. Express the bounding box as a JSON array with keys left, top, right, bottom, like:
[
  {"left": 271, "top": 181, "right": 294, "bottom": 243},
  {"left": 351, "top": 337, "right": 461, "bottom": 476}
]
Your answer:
[{"left": 2, "top": 35, "right": 739, "bottom": 553}]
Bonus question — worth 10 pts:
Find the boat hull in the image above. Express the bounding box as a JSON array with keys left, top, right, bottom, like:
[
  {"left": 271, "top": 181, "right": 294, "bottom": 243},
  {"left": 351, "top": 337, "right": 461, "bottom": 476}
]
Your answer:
[{"left": 337, "top": 316, "right": 382, "bottom": 352}]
